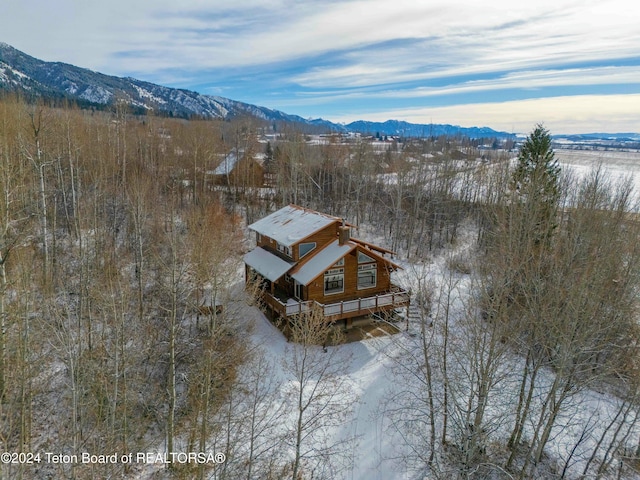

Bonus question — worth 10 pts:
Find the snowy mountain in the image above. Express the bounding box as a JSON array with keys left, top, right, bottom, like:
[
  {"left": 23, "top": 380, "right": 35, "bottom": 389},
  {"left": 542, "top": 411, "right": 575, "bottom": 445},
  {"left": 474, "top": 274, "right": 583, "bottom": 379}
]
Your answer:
[
  {"left": 0, "top": 42, "right": 324, "bottom": 126},
  {"left": 0, "top": 42, "right": 515, "bottom": 138},
  {"left": 345, "top": 119, "right": 513, "bottom": 139}
]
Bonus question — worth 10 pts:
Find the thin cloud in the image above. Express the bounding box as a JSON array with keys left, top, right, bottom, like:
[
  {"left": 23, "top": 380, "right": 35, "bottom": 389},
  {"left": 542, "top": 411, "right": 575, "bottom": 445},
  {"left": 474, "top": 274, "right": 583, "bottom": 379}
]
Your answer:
[
  {"left": 370, "top": 66, "right": 640, "bottom": 99},
  {"left": 1, "top": 0, "right": 639, "bottom": 133}
]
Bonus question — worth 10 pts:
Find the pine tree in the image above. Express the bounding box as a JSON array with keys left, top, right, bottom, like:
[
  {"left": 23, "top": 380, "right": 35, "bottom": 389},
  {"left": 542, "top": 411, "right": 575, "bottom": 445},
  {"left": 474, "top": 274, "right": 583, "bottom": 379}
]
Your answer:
[{"left": 510, "top": 123, "right": 561, "bottom": 246}]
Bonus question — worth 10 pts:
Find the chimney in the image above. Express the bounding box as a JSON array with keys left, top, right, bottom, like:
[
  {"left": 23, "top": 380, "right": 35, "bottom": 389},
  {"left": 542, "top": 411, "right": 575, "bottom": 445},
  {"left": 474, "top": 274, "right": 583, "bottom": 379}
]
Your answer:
[{"left": 338, "top": 223, "right": 350, "bottom": 246}]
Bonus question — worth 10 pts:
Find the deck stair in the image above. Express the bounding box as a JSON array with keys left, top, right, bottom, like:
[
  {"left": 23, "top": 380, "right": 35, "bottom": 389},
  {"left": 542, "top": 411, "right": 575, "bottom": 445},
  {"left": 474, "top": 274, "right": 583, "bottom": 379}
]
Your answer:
[{"left": 407, "top": 304, "right": 423, "bottom": 323}]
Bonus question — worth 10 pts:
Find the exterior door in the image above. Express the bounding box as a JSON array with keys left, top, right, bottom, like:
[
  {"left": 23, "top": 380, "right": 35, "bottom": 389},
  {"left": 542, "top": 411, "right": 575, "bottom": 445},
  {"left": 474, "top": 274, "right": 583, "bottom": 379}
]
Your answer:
[{"left": 294, "top": 280, "right": 303, "bottom": 300}]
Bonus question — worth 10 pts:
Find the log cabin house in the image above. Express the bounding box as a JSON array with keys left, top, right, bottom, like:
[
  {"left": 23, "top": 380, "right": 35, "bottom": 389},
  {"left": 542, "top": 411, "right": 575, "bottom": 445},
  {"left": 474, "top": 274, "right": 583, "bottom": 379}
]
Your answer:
[
  {"left": 244, "top": 205, "right": 410, "bottom": 328},
  {"left": 210, "top": 148, "right": 264, "bottom": 187}
]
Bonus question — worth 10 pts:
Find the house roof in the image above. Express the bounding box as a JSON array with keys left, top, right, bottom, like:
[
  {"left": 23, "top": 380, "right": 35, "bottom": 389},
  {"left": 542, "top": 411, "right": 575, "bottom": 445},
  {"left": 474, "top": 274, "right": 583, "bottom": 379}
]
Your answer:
[
  {"left": 357, "top": 245, "right": 403, "bottom": 271},
  {"left": 243, "top": 247, "right": 294, "bottom": 282},
  {"left": 351, "top": 237, "right": 396, "bottom": 255},
  {"left": 212, "top": 149, "right": 244, "bottom": 176},
  {"left": 248, "top": 205, "right": 342, "bottom": 247},
  {"left": 290, "top": 240, "right": 356, "bottom": 286}
]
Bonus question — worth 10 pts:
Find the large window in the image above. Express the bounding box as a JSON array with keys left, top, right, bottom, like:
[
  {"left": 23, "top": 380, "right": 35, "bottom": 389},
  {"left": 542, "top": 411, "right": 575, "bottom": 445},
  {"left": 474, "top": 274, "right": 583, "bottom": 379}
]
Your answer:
[
  {"left": 324, "top": 268, "right": 344, "bottom": 295},
  {"left": 357, "top": 264, "right": 377, "bottom": 289},
  {"left": 298, "top": 242, "right": 316, "bottom": 258}
]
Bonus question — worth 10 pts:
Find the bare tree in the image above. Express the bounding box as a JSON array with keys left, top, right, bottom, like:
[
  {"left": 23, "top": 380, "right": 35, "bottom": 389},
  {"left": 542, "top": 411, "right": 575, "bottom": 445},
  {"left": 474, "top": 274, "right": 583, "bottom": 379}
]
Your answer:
[{"left": 283, "top": 307, "right": 358, "bottom": 480}]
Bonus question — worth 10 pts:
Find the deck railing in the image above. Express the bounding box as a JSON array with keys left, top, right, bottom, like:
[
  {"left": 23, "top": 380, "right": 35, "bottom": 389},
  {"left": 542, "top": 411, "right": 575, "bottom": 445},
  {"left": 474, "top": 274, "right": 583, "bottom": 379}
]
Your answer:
[{"left": 262, "top": 285, "right": 410, "bottom": 321}]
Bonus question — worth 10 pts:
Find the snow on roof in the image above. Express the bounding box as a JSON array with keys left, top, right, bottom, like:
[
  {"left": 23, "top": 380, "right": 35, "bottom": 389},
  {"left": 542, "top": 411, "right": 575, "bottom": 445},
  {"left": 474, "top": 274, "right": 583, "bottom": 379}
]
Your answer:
[
  {"left": 290, "top": 240, "right": 356, "bottom": 286},
  {"left": 212, "top": 149, "right": 243, "bottom": 176},
  {"left": 248, "top": 205, "right": 341, "bottom": 247},
  {"left": 243, "top": 247, "right": 294, "bottom": 282}
]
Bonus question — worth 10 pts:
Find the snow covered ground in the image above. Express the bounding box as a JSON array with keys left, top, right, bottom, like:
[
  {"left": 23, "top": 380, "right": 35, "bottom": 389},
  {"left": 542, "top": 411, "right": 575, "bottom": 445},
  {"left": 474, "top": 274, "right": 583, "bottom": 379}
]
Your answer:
[
  {"left": 556, "top": 149, "right": 640, "bottom": 204},
  {"left": 241, "top": 224, "right": 640, "bottom": 479},
  {"left": 247, "top": 295, "right": 405, "bottom": 479}
]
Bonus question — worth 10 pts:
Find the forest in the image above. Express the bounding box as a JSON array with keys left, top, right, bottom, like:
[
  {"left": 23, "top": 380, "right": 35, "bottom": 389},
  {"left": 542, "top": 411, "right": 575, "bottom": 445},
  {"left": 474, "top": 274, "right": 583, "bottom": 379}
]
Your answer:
[{"left": 1, "top": 95, "right": 640, "bottom": 479}]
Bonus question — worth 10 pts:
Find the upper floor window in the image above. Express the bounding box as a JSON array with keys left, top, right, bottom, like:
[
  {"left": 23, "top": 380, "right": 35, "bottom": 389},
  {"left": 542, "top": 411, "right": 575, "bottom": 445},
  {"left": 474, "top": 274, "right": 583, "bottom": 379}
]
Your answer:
[
  {"left": 299, "top": 242, "right": 316, "bottom": 258},
  {"left": 357, "top": 264, "right": 377, "bottom": 289},
  {"left": 358, "top": 251, "right": 376, "bottom": 264},
  {"left": 277, "top": 242, "right": 292, "bottom": 257}
]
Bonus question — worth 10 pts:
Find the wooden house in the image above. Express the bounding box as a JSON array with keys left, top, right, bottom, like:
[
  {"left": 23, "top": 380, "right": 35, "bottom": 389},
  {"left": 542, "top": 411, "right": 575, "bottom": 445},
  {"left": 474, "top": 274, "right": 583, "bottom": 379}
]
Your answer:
[
  {"left": 244, "top": 205, "right": 410, "bottom": 327},
  {"left": 211, "top": 148, "right": 264, "bottom": 187}
]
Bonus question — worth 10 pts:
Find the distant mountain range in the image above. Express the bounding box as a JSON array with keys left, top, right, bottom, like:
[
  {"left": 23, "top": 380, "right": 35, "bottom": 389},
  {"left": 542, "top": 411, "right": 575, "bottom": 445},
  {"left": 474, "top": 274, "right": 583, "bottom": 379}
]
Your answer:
[
  {"left": 0, "top": 42, "right": 326, "bottom": 126},
  {"left": 345, "top": 119, "right": 513, "bottom": 139},
  {"left": 2, "top": 42, "right": 636, "bottom": 141},
  {"left": 554, "top": 133, "right": 640, "bottom": 143}
]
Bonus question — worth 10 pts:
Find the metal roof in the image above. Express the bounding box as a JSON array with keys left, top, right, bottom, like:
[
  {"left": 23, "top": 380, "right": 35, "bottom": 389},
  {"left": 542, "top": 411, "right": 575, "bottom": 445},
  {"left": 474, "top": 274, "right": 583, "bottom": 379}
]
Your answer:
[
  {"left": 243, "top": 247, "right": 294, "bottom": 282},
  {"left": 212, "top": 149, "right": 243, "bottom": 176},
  {"left": 248, "top": 205, "right": 341, "bottom": 247},
  {"left": 290, "top": 240, "right": 356, "bottom": 285}
]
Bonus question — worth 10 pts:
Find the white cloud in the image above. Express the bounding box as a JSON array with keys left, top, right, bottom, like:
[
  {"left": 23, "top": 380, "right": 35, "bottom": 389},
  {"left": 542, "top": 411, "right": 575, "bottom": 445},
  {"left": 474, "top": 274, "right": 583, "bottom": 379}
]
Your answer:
[
  {"left": 376, "top": 66, "right": 640, "bottom": 99},
  {"left": 330, "top": 94, "right": 640, "bottom": 135},
  {"left": 5, "top": 0, "right": 639, "bottom": 75}
]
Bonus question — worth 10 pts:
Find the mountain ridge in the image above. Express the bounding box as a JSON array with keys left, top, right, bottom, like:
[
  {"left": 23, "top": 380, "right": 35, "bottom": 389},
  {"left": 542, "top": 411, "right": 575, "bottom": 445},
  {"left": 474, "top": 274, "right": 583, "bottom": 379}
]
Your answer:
[
  {"left": 0, "top": 42, "right": 317, "bottom": 125},
  {"left": 7, "top": 42, "right": 633, "bottom": 140}
]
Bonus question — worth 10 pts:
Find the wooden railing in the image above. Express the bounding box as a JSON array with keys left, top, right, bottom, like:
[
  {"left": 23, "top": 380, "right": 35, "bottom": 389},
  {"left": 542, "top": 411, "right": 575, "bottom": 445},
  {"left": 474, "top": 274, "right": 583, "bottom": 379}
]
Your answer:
[{"left": 262, "top": 285, "right": 410, "bottom": 321}]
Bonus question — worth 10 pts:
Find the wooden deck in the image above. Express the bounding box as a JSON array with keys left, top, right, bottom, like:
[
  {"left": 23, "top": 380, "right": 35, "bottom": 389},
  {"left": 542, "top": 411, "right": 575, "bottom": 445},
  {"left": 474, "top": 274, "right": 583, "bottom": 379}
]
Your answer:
[{"left": 261, "top": 284, "right": 410, "bottom": 322}]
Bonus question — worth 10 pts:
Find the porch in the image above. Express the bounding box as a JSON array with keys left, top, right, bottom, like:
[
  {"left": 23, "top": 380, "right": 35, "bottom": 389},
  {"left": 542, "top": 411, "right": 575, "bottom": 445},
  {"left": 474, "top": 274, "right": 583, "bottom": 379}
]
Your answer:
[{"left": 261, "top": 284, "right": 410, "bottom": 323}]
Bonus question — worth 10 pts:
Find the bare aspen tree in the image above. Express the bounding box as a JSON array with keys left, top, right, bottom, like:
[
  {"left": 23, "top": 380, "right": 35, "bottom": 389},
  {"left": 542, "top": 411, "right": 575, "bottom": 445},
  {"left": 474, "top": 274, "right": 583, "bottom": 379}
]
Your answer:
[
  {"left": 186, "top": 201, "right": 241, "bottom": 335},
  {"left": 381, "top": 266, "right": 439, "bottom": 475},
  {"left": 159, "top": 206, "right": 186, "bottom": 468},
  {"left": 447, "top": 277, "right": 512, "bottom": 479},
  {"left": 239, "top": 352, "right": 289, "bottom": 479},
  {"left": 283, "top": 307, "right": 357, "bottom": 480},
  {"left": 20, "top": 105, "right": 53, "bottom": 286},
  {"left": 0, "top": 98, "right": 30, "bottom": 402},
  {"left": 126, "top": 170, "right": 154, "bottom": 323}
]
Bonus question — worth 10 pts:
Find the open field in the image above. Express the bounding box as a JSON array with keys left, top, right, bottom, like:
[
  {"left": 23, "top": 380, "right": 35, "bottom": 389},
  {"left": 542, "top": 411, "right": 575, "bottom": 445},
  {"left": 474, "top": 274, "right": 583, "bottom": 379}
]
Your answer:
[{"left": 556, "top": 148, "right": 640, "bottom": 182}]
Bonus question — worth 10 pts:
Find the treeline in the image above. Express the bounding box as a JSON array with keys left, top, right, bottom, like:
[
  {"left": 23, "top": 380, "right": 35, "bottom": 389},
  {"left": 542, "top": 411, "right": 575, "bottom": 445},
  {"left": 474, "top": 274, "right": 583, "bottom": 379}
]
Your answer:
[{"left": 259, "top": 131, "right": 506, "bottom": 257}]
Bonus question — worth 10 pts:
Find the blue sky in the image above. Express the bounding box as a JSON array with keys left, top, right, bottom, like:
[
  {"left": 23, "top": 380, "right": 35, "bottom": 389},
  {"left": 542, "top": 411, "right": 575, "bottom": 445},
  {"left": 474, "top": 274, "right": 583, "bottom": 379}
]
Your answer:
[{"left": 2, "top": 0, "right": 640, "bottom": 134}]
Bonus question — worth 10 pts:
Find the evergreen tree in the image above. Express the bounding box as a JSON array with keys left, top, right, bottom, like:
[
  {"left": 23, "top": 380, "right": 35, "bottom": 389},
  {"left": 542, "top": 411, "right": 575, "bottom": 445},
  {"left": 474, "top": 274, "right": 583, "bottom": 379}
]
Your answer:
[
  {"left": 264, "top": 141, "right": 274, "bottom": 173},
  {"left": 511, "top": 124, "right": 560, "bottom": 204},
  {"left": 510, "top": 123, "right": 561, "bottom": 246}
]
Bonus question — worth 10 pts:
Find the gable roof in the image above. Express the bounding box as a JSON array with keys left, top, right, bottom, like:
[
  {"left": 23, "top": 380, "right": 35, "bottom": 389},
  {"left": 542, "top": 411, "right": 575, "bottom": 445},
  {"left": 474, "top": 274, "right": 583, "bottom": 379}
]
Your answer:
[
  {"left": 357, "top": 245, "right": 402, "bottom": 271},
  {"left": 290, "top": 240, "right": 356, "bottom": 286},
  {"left": 351, "top": 237, "right": 396, "bottom": 256},
  {"left": 248, "top": 205, "right": 341, "bottom": 247},
  {"left": 212, "top": 149, "right": 244, "bottom": 176}
]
